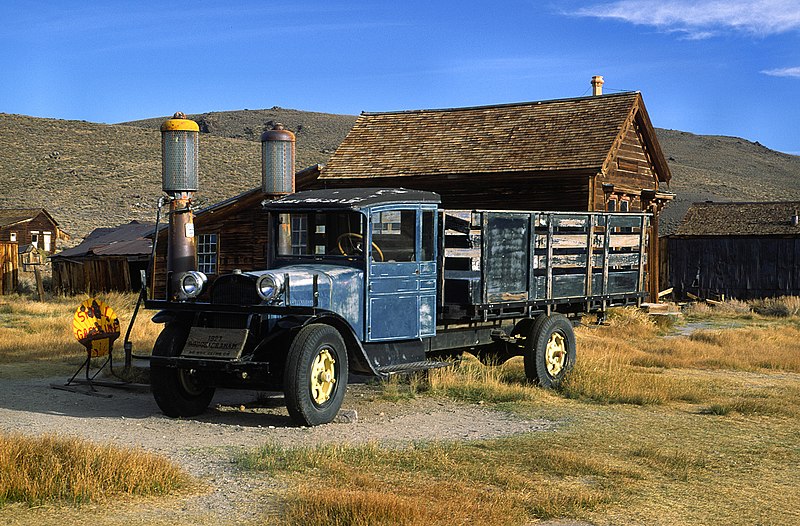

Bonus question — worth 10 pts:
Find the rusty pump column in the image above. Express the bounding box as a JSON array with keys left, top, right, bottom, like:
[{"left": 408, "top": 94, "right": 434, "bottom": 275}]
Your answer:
[{"left": 161, "top": 112, "right": 200, "bottom": 301}]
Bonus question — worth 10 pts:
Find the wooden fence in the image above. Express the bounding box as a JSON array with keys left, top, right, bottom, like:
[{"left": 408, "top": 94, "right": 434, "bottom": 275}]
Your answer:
[{"left": 0, "top": 242, "right": 19, "bottom": 294}]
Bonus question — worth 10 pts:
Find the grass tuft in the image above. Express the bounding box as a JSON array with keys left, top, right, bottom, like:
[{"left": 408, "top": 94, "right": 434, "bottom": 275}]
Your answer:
[{"left": 0, "top": 433, "right": 192, "bottom": 506}]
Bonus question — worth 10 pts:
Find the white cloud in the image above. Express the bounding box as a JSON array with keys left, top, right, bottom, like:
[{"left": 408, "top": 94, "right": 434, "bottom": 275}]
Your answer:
[
  {"left": 762, "top": 66, "right": 800, "bottom": 77},
  {"left": 574, "top": 0, "right": 800, "bottom": 38}
]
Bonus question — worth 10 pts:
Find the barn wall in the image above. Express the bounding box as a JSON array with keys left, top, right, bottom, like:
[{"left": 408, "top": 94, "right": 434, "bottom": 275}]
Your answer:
[
  {"left": 668, "top": 236, "right": 800, "bottom": 299},
  {"left": 318, "top": 172, "right": 592, "bottom": 212},
  {"left": 0, "top": 242, "right": 19, "bottom": 295},
  {"left": 52, "top": 257, "right": 133, "bottom": 295}
]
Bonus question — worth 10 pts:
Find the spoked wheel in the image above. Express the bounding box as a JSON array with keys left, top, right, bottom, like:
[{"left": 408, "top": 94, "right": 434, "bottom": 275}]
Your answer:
[
  {"left": 284, "top": 324, "right": 349, "bottom": 426},
  {"left": 151, "top": 323, "right": 216, "bottom": 417},
  {"left": 523, "top": 313, "right": 576, "bottom": 388}
]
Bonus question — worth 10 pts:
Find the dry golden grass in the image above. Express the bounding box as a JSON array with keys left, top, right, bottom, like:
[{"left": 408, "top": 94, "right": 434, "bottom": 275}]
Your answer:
[
  {"left": 0, "top": 292, "right": 160, "bottom": 364},
  {"left": 237, "top": 305, "right": 800, "bottom": 525},
  {"left": 0, "top": 433, "right": 192, "bottom": 506}
]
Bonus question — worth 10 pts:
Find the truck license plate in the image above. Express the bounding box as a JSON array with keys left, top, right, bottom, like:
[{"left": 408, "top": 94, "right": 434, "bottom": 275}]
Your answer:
[{"left": 181, "top": 327, "right": 248, "bottom": 360}]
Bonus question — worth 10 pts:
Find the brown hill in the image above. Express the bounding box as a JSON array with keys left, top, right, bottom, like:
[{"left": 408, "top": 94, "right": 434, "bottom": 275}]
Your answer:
[{"left": 2, "top": 108, "right": 798, "bottom": 242}]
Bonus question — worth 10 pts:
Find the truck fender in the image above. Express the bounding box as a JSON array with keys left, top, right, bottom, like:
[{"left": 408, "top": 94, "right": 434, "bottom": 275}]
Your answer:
[
  {"left": 300, "top": 314, "right": 379, "bottom": 377},
  {"left": 151, "top": 310, "right": 176, "bottom": 324}
]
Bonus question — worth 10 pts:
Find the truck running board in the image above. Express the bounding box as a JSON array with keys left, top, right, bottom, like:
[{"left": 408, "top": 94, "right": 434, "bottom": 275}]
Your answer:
[{"left": 376, "top": 361, "right": 451, "bottom": 375}]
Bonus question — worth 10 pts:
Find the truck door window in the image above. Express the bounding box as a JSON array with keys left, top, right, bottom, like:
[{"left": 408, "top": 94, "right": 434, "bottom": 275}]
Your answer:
[
  {"left": 371, "top": 210, "right": 416, "bottom": 262},
  {"left": 421, "top": 210, "right": 435, "bottom": 261},
  {"left": 278, "top": 212, "right": 365, "bottom": 257}
]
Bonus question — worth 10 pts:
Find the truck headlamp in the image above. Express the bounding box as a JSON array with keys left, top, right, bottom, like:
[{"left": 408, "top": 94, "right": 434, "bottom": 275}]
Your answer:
[
  {"left": 178, "top": 271, "right": 208, "bottom": 299},
  {"left": 256, "top": 274, "right": 283, "bottom": 302}
]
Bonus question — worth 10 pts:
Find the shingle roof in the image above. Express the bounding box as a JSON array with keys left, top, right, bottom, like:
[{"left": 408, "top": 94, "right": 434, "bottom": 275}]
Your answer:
[
  {"left": 674, "top": 201, "right": 800, "bottom": 236},
  {"left": 321, "top": 92, "right": 665, "bottom": 180},
  {"left": 52, "top": 221, "right": 154, "bottom": 259},
  {"left": 0, "top": 209, "right": 48, "bottom": 228}
]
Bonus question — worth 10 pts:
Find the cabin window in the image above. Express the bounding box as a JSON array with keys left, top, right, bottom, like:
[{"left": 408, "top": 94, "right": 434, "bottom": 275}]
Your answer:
[
  {"left": 197, "top": 233, "right": 218, "bottom": 274},
  {"left": 9, "top": 232, "right": 16, "bottom": 242},
  {"left": 606, "top": 198, "right": 617, "bottom": 212},
  {"left": 43, "top": 231, "right": 52, "bottom": 252},
  {"left": 619, "top": 200, "right": 630, "bottom": 213},
  {"left": 290, "top": 214, "right": 308, "bottom": 254},
  {"left": 371, "top": 210, "right": 416, "bottom": 262},
  {"left": 30, "top": 231, "right": 39, "bottom": 248}
]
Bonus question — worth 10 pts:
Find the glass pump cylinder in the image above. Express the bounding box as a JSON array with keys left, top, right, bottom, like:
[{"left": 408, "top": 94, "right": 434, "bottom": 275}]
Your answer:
[
  {"left": 261, "top": 123, "right": 295, "bottom": 195},
  {"left": 161, "top": 114, "right": 199, "bottom": 193}
]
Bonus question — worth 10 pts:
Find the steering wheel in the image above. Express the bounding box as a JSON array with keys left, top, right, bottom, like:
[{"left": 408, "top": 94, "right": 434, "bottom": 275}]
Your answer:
[{"left": 337, "top": 233, "right": 384, "bottom": 261}]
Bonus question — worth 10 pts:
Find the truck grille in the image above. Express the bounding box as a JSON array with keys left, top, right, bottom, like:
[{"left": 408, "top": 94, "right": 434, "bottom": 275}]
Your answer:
[{"left": 211, "top": 274, "right": 261, "bottom": 306}]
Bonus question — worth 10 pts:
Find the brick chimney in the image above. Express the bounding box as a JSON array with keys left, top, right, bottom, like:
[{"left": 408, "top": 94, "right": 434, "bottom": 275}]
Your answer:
[{"left": 591, "top": 75, "right": 604, "bottom": 96}]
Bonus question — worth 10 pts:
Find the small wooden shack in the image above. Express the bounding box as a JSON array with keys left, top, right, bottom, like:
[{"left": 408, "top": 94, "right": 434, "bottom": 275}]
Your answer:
[
  {"left": 318, "top": 92, "right": 674, "bottom": 298},
  {"left": 668, "top": 201, "right": 800, "bottom": 299},
  {"left": 0, "top": 209, "right": 67, "bottom": 255},
  {"left": 51, "top": 221, "right": 154, "bottom": 295}
]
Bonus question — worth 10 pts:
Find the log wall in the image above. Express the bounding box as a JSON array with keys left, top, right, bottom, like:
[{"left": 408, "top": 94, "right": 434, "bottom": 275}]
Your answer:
[{"left": 0, "top": 243, "right": 18, "bottom": 295}]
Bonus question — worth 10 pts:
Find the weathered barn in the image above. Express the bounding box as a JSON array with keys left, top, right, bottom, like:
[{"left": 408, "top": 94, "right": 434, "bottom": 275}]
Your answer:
[
  {"left": 668, "top": 201, "right": 800, "bottom": 299},
  {"left": 0, "top": 208, "right": 67, "bottom": 255},
  {"left": 51, "top": 221, "right": 154, "bottom": 295},
  {"left": 317, "top": 91, "right": 673, "bottom": 298}
]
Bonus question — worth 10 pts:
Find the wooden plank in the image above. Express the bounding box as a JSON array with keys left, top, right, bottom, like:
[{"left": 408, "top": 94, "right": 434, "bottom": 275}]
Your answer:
[
  {"left": 585, "top": 215, "right": 594, "bottom": 297},
  {"left": 605, "top": 253, "right": 641, "bottom": 267},
  {"left": 534, "top": 253, "right": 589, "bottom": 268},
  {"left": 536, "top": 234, "right": 588, "bottom": 249},
  {"left": 552, "top": 215, "right": 589, "bottom": 229},
  {"left": 608, "top": 234, "right": 643, "bottom": 249},
  {"left": 638, "top": 215, "right": 648, "bottom": 293},
  {"left": 546, "top": 215, "right": 554, "bottom": 299}
]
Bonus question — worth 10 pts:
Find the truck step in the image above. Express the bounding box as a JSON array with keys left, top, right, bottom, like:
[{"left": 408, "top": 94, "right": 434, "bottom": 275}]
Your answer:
[{"left": 376, "top": 361, "right": 452, "bottom": 375}]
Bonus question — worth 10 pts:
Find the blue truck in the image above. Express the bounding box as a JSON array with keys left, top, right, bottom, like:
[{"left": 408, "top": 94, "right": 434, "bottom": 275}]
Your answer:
[{"left": 145, "top": 187, "right": 650, "bottom": 426}]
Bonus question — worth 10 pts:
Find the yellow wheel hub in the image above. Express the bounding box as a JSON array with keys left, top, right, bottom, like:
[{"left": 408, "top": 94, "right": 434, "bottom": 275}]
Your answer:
[
  {"left": 545, "top": 332, "right": 567, "bottom": 376},
  {"left": 310, "top": 348, "right": 336, "bottom": 405}
]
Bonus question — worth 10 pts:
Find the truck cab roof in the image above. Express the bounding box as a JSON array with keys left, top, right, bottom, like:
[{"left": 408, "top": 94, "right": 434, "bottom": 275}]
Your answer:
[{"left": 264, "top": 188, "right": 441, "bottom": 211}]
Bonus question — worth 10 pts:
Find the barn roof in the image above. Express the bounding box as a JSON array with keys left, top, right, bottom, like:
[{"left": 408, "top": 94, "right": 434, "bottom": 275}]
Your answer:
[
  {"left": 320, "top": 92, "right": 670, "bottom": 183},
  {"left": 52, "top": 220, "right": 154, "bottom": 259},
  {"left": 0, "top": 208, "right": 58, "bottom": 228},
  {"left": 674, "top": 201, "right": 800, "bottom": 236}
]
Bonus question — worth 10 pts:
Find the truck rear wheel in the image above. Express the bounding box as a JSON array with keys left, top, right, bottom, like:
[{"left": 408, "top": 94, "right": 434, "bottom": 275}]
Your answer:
[
  {"left": 523, "top": 314, "right": 576, "bottom": 388},
  {"left": 284, "top": 324, "right": 348, "bottom": 426},
  {"left": 151, "top": 323, "right": 215, "bottom": 417}
]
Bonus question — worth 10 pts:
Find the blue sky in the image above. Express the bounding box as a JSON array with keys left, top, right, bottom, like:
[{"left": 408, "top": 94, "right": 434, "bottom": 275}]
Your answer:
[{"left": 1, "top": 1, "right": 799, "bottom": 154}]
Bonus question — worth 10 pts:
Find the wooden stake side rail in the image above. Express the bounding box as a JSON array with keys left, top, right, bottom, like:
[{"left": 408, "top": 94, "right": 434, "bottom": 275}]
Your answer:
[{"left": 438, "top": 209, "right": 650, "bottom": 321}]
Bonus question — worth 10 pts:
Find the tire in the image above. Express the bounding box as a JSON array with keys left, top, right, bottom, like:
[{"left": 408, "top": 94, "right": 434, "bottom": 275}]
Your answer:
[
  {"left": 151, "top": 323, "right": 215, "bottom": 417},
  {"left": 523, "top": 313, "right": 576, "bottom": 388},
  {"left": 284, "top": 324, "right": 348, "bottom": 426}
]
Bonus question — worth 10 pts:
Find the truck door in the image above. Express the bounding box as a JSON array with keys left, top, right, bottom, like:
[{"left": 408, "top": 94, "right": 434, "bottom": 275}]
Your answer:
[{"left": 366, "top": 206, "right": 437, "bottom": 341}]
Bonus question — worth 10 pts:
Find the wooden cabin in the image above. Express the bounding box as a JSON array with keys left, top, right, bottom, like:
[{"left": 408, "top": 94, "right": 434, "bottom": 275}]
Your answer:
[
  {"left": 317, "top": 92, "right": 673, "bottom": 298},
  {"left": 151, "top": 165, "right": 323, "bottom": 298},
  {"left": 51, "top": 221, "right": 154, "bottom": 295},
  {"left": 668, "top": 201, "right": 800, "bottom": 300},
  {"left": 0, "top": 209, "right": 67, "bottom": 255}
]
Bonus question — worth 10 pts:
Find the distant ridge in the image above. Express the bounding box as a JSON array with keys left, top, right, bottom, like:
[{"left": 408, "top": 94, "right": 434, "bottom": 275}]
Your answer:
[{"left": 1, "top": 108, "right": 798, "bottom": 241}]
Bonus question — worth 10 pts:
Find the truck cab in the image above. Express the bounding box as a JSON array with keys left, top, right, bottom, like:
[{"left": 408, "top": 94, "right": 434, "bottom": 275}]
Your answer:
[{"left": 146, "top": 188, "right": 445, "bottom": 426}]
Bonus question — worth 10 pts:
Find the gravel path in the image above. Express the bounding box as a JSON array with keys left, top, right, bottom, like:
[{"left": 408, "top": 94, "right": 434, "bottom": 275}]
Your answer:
[{"left": 0, "top": 373, "right": 551, "bottom": 524}]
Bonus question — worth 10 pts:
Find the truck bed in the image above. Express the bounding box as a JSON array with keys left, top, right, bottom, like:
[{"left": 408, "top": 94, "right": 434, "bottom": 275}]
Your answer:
[{"left": 438, "top": 209, "right": 650, "bottom": 321}]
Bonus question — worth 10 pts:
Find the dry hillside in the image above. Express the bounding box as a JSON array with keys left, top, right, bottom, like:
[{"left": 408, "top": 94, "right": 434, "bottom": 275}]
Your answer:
[{"left": 2, "top": 108, "right": 799, "bottom": 241}]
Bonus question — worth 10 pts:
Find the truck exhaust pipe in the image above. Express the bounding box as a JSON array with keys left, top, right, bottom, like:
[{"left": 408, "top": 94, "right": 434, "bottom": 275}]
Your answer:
[{"left": 161, "top": 112, "right": 199, "bottom": 301}]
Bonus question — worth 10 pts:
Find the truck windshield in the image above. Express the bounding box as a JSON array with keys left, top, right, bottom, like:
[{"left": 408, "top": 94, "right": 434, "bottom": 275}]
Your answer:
[{"left": 276, "top": 211, "right": 366, "bottom": 258}]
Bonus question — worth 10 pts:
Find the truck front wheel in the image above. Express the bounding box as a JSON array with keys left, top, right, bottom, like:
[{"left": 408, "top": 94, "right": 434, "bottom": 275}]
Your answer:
[
  {"left": 284, "top": 324, "right": 349, "bottom": 426},
  {"left": 151, "top": 323, "right": 216, "bottom": 417},
  {"left": 523, "top": 314, "right": 576, "bottom": 388}
]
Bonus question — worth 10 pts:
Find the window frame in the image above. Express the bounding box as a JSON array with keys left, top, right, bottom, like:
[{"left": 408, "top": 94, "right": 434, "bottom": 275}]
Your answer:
[{"left": 197, "top": 233, "right": 219, "bottom": 275}]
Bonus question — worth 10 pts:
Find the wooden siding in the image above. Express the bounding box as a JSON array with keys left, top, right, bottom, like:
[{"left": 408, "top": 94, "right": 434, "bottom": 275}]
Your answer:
[
  {"left": 0, "top": 243, "right": 19, "bottom": 295},
  {"left": 52, "top": 257, "right": 145, "bottom": 295},
  {"left": 0, "top": 212, "right": 60, "bottom": 254},
  {"left": 319, "top": 172, "right": 592, "bottom": 212},
  {"left": 668, "top": 236, "right": 800, "bottom": 299}
]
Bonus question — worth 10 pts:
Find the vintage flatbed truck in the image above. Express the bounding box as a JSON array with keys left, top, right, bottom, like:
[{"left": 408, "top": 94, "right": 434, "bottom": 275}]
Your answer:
[{"left": 145, "top": 187, "right": 650, "bottom": 426}]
